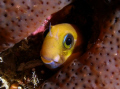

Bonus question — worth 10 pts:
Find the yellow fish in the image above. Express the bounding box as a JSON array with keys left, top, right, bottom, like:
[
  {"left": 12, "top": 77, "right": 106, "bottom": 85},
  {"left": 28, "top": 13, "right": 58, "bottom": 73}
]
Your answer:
[{"left": 40, "top": 23, "right": 83, "bottom": 69}]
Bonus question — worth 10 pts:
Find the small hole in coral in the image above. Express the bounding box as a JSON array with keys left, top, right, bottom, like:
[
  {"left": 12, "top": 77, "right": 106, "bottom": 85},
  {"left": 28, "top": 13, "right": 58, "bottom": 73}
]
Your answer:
[
  {"left": 105, "top": 75, "right": 107, "bottom": 78},
  {"left": 11, "top": 20, "right": 14, "bottom": 23},
  {"left": 118, "top": 30, "right": 120, "bottom": 33},
  {"left": 116, "top": 38, "right": 119, "bottom": 42},
  {"left": 107, "top": 53, "right": 109, "bottom": 56},
  {"left": 4, "top": 13, "right": 7, "bottom": 17},
  {"left": 81, "top": 78, "right": 84, "bottom": 81},
  {"left": 114, "top": 58, "right": 117, "bottom": 61},
  {"left": 22, "top": 1, "right": 25, "bottom": 4},
  {"left": 11, "top": 3, "right": 14, "bottom": 6},
  {"left": 96, "top": 58, "right": 99, "bottom": 61},
  {"left": 62, "top": 79, "right": 65, "bottom": 83},
  {"left": 115, "top": 17, "right": 119, "bottom": 23},
  {"left": 20, "top": 30, "right": 23, "bottom": 32},
  {"left": 72, "top": 87, "right": 75, "bottom": 89},
  {"left": 110, "top": 26, "right": 113, "bottom": 30},
  {"left": 116, "top": 78, "right": 119, "bottom": 80},
  {"left": 58, "top": 1, "right": 62, "bottom": 5},
  {"left": 56, "top": 83, "right": 59, "bottom": 86},
  {"left": 115, "top": 64, "right": 118, "bottom": 67},
  {"left": 6, "top": 23, "right": 9, "bottom": 26},
  {"left": 97, "top": 66, "right": 100, "bottom": 69},
  {"left": 110, "top": 81, "right": 112, "bottom": 84},
  {"left": 89, "top": 56, "right": 92, "bottom": 59},
  {"left": 40, "top": 1, "right": 43, "bottom": 4},
  {"left": 3, "top": 0, "right": 6, "bottom": 3},
  {"left": 72, "top": 69, "right": 74, "bottom": 71},
  {"left": 66, "top": 83, "right": 69, "bottom": 86},
  {"left": 111, "top": 34, "right": 114, "bottom": 37},
  {"left": 53, "top": 6, "right": 55, "bottom": 8},
  {"left": 118, "top": 45, "right": 120, "bottom": 48},
  {"left": 75, "top": 83, "right": 78, "bottom": 86},
  {"left": 112, "top": 72, "right": 114, "bottom": 75},
  {"left": 90, "top": 62, "right": 93, "bottom": 66},
  {"left": 36, "top": 14, "right": 39, "bottom": 17},
  {"left": 109, "top": 60, "right": 111, "bottom": 62},
  {"left": 75, "top": 72, "right": 78, "bottom": 75},
  {"left": 83, "top": 85, "right": 86, "bottom": 88},
  {"left": 88, "top": 80, "right": 91, "bottom": 83},
  {"left": 11, "top": 29, "right": 14, "bottom": 32},
  {"left": 102, "top": 46, "right": 105, "bottom": 49},
  {"left": 27, "top": 6, "right": 30, "bottom": 10},
  {"left": 89, "top": 73, "right": 92, "bottom": 75},
  {"left": 111, "top": 47, "right": 113, "bottom": 50},
  {"left": 106, "top": 69, "right": 109, "bottom": 71},
  {"left": 100, "top": 53, "right": 102, "bottom": 56},
  {"left": 110, "top": 41, "right": 112, "bottom": 44},
  {"left": 31, "top": 10, "right": 34, "bottom": 12},
  {"left": 25, "top": 19, "right": 27, "bottom": 21},
  {"left": 18, "top": 25, "right": 20, "bottom": 27},
  {"left": 117, "top": 83, "right": 119, "bottom": 85},
  {"left": 46, "top": 2, "right": 49, "bottom": 4}
]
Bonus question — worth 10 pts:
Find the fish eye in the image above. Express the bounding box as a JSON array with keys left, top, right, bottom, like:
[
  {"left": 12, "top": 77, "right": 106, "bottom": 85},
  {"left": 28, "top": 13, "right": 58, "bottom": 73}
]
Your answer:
[{"left": 63, "top": 33, "right": 74, "bottom": 49}]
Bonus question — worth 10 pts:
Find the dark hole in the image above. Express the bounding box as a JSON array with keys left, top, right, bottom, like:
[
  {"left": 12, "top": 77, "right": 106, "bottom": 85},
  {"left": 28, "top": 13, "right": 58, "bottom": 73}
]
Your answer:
[
  {"left": 106, "top": 69, "right": 109, "bottom": 71},
  {"left": 40, "top": 1, "right": 43, "bottom": 4},
  {"left": 111, "top": 47, "right": 113, "bottom": 50},
  {"left": 81, "top": 78, "right": 84, "bottom": 81},
  {"left": 107, "top": 53, "right": 109, "bottom": 56},
  {"left": 22, "top": 1, "right": 25, "bottom": 4},
  {"left": 66, "top": 83, "right": 69, "bottom": 86},
  {"left": 96, "top": 58, "right": 99, "bottom": 60},
  {"left": 25, "top": 19, "right": 27, "bottom": 21},
  {"left": 58, "top": 1, "right": 61, "bottom": 5},
  {"left": 11, "top": 3, "right": 14, "bottom": 6},
  {"left": 53, "top": 6, "right": 55, "bottom": 8},
  {"left": 31, "top": 10, "right": 34, "bottom": 12},
  {"left": 115, "top": 17, "right": 119, "bottom": 23},
  {"left": 110, "top": 26, "right": 113, "bottom": 30},
  {"left": 116, "top": 38, "right": 119, "bottom": 42},
  {"left": 118, "top": 30, "right": 120, "bottom": 33},
  {"left": 75, "top": 83, "right": 78, "bottom": 86},
  {"left": 110, "top": 41, "right": 112, "bottom": 44},
  {"left": 100, "top": 53, "right": 102, "bottom": 56},
  {"left": 6, "top": 23, "right": 9, "bottom": 26},
  {"left": 36, "top": 14, "right": 39, "bottom": 17},
  {"left": 27, "top": 6, "right": 30, "bottom": 10},
  {"left": 3, "top": 0, "right": 6, "bottom": 3},
  {"left": 11, "top": 29, "right": 14, "bottom": 32},
  {"left": 89, "top": 73, "right": 92, "bottom": 75},
  {"left": 46, "top": 2, "right": 49, "bottom": 4},
  {"left": 4, "top": 13, "right": 7, "bottom": 17},
  {"left": 118, "top": 45, "right": 119, "bottom": 48},
  {"left": 112, "top": 72, "right": 114, "bottom": 75}
]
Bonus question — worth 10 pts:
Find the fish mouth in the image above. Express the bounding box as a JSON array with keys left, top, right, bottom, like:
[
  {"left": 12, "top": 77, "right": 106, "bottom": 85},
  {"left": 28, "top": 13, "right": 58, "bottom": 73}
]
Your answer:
[{"left": 41, "top": 56, "right": 61, "bottom": 69}]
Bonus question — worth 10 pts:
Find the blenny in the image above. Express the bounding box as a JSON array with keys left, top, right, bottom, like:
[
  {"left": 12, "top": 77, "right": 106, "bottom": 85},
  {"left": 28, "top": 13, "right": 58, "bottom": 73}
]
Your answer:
[{"left": 40, "top": 23, "right": 83, "bottom": 69}]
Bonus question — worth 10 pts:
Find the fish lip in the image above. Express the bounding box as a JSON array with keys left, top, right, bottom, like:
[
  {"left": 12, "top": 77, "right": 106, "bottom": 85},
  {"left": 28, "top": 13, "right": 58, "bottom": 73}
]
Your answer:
[
  {"left": 41, "top": 56, "right": 60, "bottom": 64},
  {"left": 45, "top": 61, "right": 61, "bottom": 69},
  {"left": 41, "top": 56, "right": 61, "bottom": 69},
  {"left": 41, "top": 56, "right": 53, "bottom": 63}
]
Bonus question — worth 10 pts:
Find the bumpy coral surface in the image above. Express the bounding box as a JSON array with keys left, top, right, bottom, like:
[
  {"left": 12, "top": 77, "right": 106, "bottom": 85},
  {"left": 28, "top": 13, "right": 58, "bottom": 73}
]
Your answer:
[
  {"left": 0, "top": 0, "right": 72, "bottom": 52},
  {"left": 39, "top": 5, "right": 120, "bottom": 89}
]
